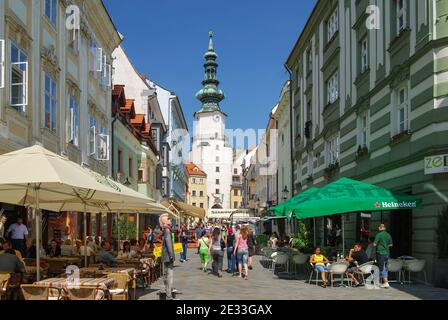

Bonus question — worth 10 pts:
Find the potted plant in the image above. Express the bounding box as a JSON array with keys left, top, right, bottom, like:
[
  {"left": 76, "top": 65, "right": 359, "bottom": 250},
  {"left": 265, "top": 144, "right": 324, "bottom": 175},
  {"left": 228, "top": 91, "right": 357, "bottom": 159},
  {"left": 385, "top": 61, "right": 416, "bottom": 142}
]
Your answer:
[
  {"left": 255, "top": 234, "right": 268, "bottom": 255},
  {"left": 435, "top": 207, "right": 448, "bottom": 288},
  {"left": 291, "top": 221, "right": 311, "bottom": 253}
]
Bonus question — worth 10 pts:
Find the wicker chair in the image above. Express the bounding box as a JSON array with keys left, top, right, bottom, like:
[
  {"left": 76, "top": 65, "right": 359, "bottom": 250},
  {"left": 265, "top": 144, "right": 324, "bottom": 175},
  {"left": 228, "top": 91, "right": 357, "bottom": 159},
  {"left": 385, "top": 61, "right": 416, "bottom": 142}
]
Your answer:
[
  {"left": 107, "top": 273, "right": 130, "bottom": 300},
  {"left": 0, "top": 273, "right": 10, "bottom": 300},
  {"left": 66, "top": 286, "right": 108, "bottom": 300},
  {"left": 21, "top": 285, "right": 49, "bottom": 300}
]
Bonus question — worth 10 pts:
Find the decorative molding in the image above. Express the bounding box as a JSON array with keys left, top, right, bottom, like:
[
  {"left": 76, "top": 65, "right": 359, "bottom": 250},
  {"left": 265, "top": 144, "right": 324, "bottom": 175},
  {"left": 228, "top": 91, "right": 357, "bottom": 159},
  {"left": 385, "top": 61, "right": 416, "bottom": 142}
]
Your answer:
[
  {"left": 41, "top": 45, "right": 60, "bottom": 75},
  {"left": 389, "top": 64, "right": 410, "bottom": 89}
]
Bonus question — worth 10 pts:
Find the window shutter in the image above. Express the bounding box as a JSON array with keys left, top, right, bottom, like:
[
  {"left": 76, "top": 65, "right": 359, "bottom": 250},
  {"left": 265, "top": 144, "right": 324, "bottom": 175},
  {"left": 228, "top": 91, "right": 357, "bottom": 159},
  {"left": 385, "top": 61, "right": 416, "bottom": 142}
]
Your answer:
[
  {"left": 89, "top": 125, "right": 96, "bottom": 156},
  {"left": 69, "top": 104, "right": 75, "bottom": 143},
  {"left": 97, "top": 133, "right": 109, "bottom": 161},
  {"left": 95, "top": 48, "right": 103, "bottom": 72},
  {"left": 10, "top": 61, "right": 28, "bottom": 109}
]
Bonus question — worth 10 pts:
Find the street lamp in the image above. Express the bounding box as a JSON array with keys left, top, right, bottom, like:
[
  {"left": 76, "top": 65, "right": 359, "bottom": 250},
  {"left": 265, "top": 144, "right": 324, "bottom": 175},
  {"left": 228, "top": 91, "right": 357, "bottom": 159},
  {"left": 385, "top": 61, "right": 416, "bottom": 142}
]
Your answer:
[{"left": 282, "top": 186, "right": 289, "bottom": 201}]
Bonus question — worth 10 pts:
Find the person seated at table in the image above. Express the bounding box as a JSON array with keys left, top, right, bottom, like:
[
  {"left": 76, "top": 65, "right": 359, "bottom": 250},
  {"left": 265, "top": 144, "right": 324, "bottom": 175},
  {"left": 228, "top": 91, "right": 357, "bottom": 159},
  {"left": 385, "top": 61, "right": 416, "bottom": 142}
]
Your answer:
[
  {"left": 310, "top": 246, "right": 332, "bottom": 288},
  {"left": 93, "top": 236, "right": 102, "bottom": 252},
  {"left": 99, "top": 241, "right": 117, "bottom": 267},
  {"left": 87, "top": 237, "right": 98, "bottom": 254},
  {"left": 25, "top": 239, "right": 37, "bottom": 259},
  {"left": 0, "top": 241, "right": 24, "bottom": 261},
  {"left": 73, "top": 240, "right": 82, "bottom": 255},
  {"left": 79, "top": 241, "right": 96, "bottom": 262},
  {"left": 365, "top": 237, "right": 376, "bottom": 261},
  {"left": 138, "top": 238, "right": 151, "bottom": 255},
  {"left": 0, "top": 249, "right": 25, "bottom": 291},
  {"left": 117, "top": 241, "right": 138, "bottom": 259},
  {"left": 269, "top": 233, "right": 279, "bottom": 250},
  {"left": 46, "top": 239, "right": 62, "bottom": 258},
  {"left": 60, "top": 239, "right": 76, "bottom": 256},
  {"left": 345, "top": 243, "right": 369, "bottom": 287},
  {"left": 130, "top": 239, "right": 140, "bottom": 255}
]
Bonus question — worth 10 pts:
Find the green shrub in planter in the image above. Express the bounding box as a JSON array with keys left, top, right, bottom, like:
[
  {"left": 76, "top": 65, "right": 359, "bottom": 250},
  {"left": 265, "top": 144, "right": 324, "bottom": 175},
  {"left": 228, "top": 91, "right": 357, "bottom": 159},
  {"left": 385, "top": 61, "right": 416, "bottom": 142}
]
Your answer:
[
  {"left": 255, "top": 234, "right": 269, "bottom": 246},
  {"left": 291, "top": 221, "right": 312, "bottom": 252}
]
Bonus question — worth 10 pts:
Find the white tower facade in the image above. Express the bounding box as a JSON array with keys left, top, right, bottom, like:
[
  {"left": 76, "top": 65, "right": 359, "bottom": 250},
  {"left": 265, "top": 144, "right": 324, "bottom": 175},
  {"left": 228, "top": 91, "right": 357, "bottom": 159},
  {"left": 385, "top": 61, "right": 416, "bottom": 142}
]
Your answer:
[{"left": 190, "top": 32, "right": 233, "bottom": 210}]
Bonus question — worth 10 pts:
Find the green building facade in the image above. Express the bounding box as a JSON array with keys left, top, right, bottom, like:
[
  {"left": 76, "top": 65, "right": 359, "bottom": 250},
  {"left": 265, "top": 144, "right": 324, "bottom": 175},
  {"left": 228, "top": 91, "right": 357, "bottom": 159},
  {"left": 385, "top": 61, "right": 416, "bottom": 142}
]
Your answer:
[{"left": 286, "top": 0, "right": 448, "bottom": 284}]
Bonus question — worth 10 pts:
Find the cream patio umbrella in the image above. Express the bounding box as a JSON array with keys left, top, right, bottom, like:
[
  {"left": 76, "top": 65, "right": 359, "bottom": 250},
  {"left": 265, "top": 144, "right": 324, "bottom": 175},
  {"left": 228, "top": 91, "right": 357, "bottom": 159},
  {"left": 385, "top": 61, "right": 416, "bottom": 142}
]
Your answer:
[{"left": 0, "top": 145, "right": 166, "bottom": 279}]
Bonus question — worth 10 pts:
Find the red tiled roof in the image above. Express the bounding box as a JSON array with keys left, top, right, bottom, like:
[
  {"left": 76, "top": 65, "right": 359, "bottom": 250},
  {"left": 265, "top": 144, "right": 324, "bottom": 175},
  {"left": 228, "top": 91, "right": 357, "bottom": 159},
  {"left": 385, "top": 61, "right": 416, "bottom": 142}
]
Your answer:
[
  {"left": 121, "top": 99, "right": 134, "bottom": 113},
  {"left": 131, "top": 114, "right": 145, "bottom": 126},
  {"left": 185, "top": 163, "right": 207, "bottom": 177}
]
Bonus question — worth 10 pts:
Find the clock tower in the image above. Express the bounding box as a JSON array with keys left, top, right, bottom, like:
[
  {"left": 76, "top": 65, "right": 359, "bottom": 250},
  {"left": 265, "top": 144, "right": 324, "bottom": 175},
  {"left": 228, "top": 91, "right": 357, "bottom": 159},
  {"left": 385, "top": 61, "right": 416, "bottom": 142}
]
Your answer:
[{"left": 190, "top": 32, "right": 233, "bottom": 211}]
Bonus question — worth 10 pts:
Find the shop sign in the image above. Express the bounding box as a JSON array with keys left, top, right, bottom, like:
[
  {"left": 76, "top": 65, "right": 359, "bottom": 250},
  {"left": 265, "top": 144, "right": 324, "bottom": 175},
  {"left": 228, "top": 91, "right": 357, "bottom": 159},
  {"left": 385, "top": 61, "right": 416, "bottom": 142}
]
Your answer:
[{"left": 424, "top": 154, "right": 448, "bottom": 175}]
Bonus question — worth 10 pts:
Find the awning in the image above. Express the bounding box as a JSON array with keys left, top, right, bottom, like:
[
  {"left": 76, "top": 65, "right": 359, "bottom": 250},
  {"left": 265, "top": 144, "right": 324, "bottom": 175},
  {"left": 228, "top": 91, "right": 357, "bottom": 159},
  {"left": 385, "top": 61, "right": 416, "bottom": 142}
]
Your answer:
[
  {"left": 161, "top": 198, "right": 206, "bottom": 219},
  {"left": 289, "top": 178, "right": 422, "bottom": 219}
]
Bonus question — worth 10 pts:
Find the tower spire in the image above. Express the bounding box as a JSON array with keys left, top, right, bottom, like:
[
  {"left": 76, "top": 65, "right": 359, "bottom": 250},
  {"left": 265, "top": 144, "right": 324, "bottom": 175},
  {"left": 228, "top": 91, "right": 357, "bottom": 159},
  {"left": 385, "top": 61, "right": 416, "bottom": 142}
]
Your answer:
[
  {"left": 208, "top": 30, "right": 214, "bottom": 51},
  {"left": 195, "top": 31, "right": 225, "bottom": 114}
]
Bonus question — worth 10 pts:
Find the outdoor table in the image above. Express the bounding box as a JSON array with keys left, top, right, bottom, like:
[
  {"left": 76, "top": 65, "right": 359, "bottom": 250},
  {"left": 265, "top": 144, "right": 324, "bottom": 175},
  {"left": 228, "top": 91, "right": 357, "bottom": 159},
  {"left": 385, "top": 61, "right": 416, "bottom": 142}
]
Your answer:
[
  {"left": 34, "top": 277, "right": 117, "bottom": 300},
  {"left": 43, "top": 257, "right": 83, "bottom": 265}
]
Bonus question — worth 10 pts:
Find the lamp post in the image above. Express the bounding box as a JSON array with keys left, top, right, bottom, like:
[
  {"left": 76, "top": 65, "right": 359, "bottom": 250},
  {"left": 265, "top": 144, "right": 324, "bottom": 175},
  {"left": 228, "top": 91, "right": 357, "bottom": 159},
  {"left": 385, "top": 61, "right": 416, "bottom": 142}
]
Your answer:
[
  {"left": 282, "top": 186, "right": 290, "bottom": 201},
  {"left": 123, "top": 178, "right": 132, "bottom": 240}
]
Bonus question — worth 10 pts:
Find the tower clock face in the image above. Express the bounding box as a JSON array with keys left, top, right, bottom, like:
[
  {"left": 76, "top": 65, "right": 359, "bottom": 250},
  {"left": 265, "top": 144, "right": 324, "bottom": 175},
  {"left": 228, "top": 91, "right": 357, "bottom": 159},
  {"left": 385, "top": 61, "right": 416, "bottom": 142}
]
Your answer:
[{"left": 213, "top": 115, "right": 221, "bottom": 123}]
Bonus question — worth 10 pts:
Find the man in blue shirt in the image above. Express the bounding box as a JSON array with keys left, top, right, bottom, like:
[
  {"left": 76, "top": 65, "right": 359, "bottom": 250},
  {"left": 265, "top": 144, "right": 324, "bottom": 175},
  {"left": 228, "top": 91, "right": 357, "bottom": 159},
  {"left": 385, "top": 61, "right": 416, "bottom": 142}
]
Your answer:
[{"left": 99, "top": 240, "right": 117, "bottom": 267}]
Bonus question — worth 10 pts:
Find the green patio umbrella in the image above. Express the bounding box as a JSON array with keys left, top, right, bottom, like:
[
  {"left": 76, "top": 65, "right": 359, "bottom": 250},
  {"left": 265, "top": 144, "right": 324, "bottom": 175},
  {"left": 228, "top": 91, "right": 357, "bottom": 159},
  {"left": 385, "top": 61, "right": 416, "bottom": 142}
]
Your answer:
[
  {"left": 270, "top": 187, "right": 320, "bottom": 219},
  {"left": 288, "top": 178, "right": 422, "bottom": 254},
  {"left": 291, "top": 178, "right": 422, "bottom": 219}
]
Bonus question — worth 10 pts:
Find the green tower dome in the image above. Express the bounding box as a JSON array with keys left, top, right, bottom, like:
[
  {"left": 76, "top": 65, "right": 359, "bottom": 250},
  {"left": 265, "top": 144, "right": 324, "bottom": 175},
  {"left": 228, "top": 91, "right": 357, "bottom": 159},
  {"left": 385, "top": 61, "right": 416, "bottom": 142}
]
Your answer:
[{"left": 195, "top": 31, "right": 225, "bottom": 114}]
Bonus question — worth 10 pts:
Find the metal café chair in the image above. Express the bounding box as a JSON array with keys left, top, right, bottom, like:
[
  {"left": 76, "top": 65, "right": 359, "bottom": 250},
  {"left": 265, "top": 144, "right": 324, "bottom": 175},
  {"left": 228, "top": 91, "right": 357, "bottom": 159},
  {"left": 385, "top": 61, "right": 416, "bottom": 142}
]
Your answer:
[
  {"left": 387, "top": 258, "right": 404, "bottom": 284},
  {"left": 404, "top": 259, "right": 427, "bottom": 285}
]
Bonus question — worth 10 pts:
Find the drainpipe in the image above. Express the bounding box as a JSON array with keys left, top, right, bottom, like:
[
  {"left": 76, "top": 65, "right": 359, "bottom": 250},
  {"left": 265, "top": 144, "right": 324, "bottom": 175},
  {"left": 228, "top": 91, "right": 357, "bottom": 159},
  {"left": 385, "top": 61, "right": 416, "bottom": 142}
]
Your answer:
[
  {"left": 111, "top": 114, "right": 118, "bottom": 179},
  {"left": 284, "top": 64, "right": 295, "bottom": 198}
]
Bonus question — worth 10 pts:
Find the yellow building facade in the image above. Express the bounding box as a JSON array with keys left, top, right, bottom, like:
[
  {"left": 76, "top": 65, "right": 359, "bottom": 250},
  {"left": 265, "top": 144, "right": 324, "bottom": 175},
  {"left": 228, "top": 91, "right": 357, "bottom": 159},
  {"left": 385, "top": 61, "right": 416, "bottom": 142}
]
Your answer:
[{"left": 185, "top": 163, "right": 208, "bottom": 211}]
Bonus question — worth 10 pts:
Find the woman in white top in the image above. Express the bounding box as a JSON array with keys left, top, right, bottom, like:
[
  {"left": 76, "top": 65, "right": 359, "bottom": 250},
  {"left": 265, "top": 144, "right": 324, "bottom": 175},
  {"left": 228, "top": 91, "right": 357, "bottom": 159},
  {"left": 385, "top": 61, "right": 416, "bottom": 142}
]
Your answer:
[{"left": 117, "top": 241, "right": 137, "bottom": 259}]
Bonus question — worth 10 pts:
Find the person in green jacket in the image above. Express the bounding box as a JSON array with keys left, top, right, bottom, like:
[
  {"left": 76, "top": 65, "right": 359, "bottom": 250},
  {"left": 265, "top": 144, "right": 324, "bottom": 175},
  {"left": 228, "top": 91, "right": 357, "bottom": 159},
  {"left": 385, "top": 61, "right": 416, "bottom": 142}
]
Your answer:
[
  {"left": 198, "top": 231, "right": 210, "bottom": 272},
  {"left": 374, "top": 224, "right": 393, "bottom": 289}
]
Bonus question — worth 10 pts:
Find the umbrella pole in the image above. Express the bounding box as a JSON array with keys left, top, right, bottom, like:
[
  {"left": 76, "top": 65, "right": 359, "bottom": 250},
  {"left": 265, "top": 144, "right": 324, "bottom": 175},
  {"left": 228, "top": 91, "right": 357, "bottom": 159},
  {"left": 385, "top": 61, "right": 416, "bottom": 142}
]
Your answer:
[
  {"left": 342, "top": 216, "right": 345, "bottom": 256},
  {"left": 313, "top": 218, "right": 316, "bottom": 247},
  {"left": 84, "top": 204, "right": 87, "bottom": 267},
  {"left": 136, "top": 213, "right": 139, "bottom": 241},
  {"left": 117, "top": 211, "right": 120, "bottom": 250},
  {"left": 35, "top": 186, "right": 41, "bottom": 282}
]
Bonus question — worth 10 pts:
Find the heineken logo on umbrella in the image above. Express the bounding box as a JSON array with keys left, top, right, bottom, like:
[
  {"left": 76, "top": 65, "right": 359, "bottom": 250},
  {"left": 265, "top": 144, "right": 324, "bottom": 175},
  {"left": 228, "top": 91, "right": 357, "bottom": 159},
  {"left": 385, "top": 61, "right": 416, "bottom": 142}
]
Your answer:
[{"left": 375, "top": 201, "right": 418, "bottom": 209}]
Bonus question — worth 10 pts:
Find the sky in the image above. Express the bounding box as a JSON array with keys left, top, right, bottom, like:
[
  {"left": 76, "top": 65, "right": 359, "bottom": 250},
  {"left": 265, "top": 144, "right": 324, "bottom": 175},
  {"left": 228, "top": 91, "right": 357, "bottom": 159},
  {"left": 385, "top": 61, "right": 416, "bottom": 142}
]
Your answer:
[{"left": 103, "top": 0, "right": 316, "bottom": 137}]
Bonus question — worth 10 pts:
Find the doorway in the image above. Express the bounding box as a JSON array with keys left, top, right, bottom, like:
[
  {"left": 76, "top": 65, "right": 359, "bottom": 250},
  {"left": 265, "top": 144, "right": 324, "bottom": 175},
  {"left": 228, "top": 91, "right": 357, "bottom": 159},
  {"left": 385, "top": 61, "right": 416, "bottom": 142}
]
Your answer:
[{"left": 389, "top": 210, "right": 413, "bottom": 258}]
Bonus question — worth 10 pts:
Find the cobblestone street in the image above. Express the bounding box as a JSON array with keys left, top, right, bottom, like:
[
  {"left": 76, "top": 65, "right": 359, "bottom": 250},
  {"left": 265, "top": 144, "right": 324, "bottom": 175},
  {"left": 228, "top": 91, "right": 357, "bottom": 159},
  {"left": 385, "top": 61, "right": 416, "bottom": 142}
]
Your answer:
[{"left": 138, "top": 249, "right": 448, "bottom": 300}]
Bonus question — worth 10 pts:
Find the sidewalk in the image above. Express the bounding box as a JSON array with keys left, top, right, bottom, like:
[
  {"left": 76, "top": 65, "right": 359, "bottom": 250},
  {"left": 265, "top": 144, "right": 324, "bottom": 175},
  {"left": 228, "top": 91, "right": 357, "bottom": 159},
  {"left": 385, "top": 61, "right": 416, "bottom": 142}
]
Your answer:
[{"left": 137, "top": 249, "right": 448, "bottom": 300}]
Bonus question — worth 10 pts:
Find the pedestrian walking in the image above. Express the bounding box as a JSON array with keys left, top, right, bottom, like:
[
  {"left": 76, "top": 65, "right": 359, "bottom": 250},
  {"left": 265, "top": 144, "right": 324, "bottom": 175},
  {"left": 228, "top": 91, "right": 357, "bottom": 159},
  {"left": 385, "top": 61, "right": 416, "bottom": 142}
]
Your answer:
[
  {"left": 160, "top": 213, "right": 176, "bottom": 300},
  {"left": 208, "top": 227, "right": 225, "bottom": 278},
  {"left": 247, "top": 228, "right": 256, "bottom": 270},
  {"left": 234, "top": 225, "right": 250, "bottom": 280},
  {"left": 196, "top": 223, "right": 203, "bottom": 254},
  {"left": 179, "top": 225, "right": 189, "bottom": 262},
  {"left": 226, "top": 228, "right": 236, "bottom": 274},
  {"left": 7, "top": 217, "right": 28, "bottom": 256},
  {"left": 374, "top": 223, "right": 393, "bottom": 288},
  {"left": 198, "top": 231, "right": 210, "bottom": 272}
]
